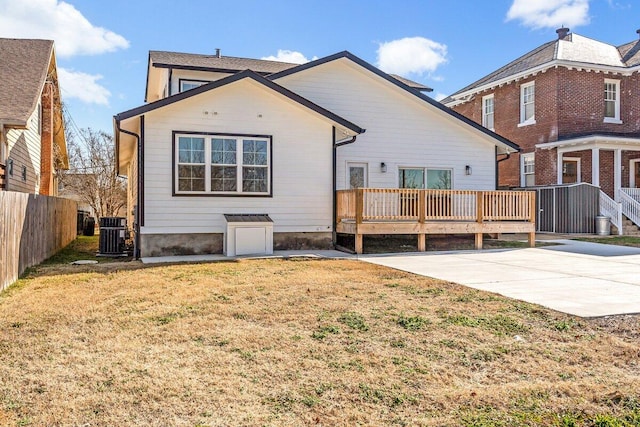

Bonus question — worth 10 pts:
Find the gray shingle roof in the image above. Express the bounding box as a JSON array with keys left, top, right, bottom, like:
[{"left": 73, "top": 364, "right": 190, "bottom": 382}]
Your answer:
[
  {"left": 149, "top": 51, "right": 297, "bottom": 74},
  {"left": 618, "top": 40, "right": 640, "bottom": 67},
  {"left": 149, "top": 50, "right": 432, "bottom": 91},
  {"left": 0, "top": 38, "right": 53, "bottom": 124},
  {"left": 444, "top": 32, "right": 640, "bottom": 104}
]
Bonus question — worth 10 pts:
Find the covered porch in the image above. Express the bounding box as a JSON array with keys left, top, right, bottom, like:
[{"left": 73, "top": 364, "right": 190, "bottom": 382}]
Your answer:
[{"left": 336, "top": 188, "right": 536, "bottom": 254}]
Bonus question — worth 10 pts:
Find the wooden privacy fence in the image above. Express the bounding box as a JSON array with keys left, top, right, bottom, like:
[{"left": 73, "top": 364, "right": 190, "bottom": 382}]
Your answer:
[
  {"left": 336, "top": 188, "right": 536, "bottom": 254},
  {"left": 0, "top": 191, "right": 77, "bottom": 291}
]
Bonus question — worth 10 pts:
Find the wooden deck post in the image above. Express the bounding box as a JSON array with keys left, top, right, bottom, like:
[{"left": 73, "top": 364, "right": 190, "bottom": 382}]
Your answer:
[
  {"left": 418, "top": 190, "right": 426, "bottom": 251},
  {"left": 355, "top": 188, "right": 364, "bottom": 254},
  {"left": 475, "top": 191, "right": 484, "bottom": 249}
]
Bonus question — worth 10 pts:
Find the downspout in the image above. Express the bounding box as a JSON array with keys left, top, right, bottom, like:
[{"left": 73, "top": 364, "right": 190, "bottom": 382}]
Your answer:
[
  {"left": 332, "top": 128, "right": 360, "bottom": 248},
  {"left": 496, "top": 149, "right": 512, "bottom": 189},
  {"left": 115, "top": 118, "right": 142, "bottom": 259}
]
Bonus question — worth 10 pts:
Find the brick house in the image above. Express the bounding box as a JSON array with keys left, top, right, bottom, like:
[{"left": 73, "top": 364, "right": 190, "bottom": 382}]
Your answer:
[
  {"left": 0, "top": 38, "right": 68, "bottom": 195},
  {"left": 443, "top": 28, "right": 640, "bottom": 202}
]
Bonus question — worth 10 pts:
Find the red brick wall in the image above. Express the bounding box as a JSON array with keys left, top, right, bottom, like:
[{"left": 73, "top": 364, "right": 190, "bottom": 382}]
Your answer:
[
  {"left": 39, "top": 82, "right": 54, "bottom": 196},
  {"left": 451, "top": 67, "right": 640, "bottom": 188}
]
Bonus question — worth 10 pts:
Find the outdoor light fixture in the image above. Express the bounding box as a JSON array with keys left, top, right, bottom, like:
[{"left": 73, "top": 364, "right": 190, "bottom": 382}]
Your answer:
[
  {"left": 465, "top": 165, "right": 472, "bottom": 175},
  {"left": 381, "top": 162, "right": 387, "bottom": 173}
]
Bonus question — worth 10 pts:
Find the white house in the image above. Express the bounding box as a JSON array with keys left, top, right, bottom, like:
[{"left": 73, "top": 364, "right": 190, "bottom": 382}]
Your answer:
[{"left": 115, "top": 50, "right": 520, "bottom": 257}]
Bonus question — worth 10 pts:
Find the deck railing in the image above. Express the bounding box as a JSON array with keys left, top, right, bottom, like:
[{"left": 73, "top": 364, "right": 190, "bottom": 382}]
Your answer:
[
  {"left": 0, "top": 163, "right": 5, "bottom": 190},
  {"left": 619, "top": 189, "right": 640, "bottom": 228},
  {"left": 336, "top": 188, "right": 535, "bottom": 223},
  {"left": 600, "top": 190, "right": 623, "bottom": 235}
]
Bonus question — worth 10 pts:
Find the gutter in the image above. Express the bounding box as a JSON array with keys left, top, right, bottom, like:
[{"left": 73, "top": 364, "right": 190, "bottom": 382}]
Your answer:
[
  {"left": 332, "top": 129, "right": 364, "bottom": 248},
  {"left": 114, "top": 117, "right": 142, "bottom": 259}
]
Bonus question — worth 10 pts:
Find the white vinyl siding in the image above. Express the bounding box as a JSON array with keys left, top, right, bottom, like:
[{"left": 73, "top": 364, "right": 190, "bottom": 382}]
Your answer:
[
  {"left": 5, "top": 106, "right": 42, "bottom": 193},
  {"left": 275, "top": 60, "right": 499, "bottom": 192},
  {"left": 519, "top": 81, "right": 535, "bottom": 126},
  {"left": 482, "top": 94, "right": 494, "bottom": 130},
  {"left": 604, "top": 79, "right": 621, "bottom": 123},
  {"left": 140, "top": 78, "right": 335, "bottom": 235}
]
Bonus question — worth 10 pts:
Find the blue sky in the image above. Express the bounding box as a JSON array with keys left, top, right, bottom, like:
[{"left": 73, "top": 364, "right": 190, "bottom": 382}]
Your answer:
[{"left": 0, "top": 0, "right": 637, "bottom": 133}]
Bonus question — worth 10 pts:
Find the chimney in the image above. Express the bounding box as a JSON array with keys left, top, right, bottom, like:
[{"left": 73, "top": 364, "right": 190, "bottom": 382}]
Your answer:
[
  {"left": 215, "top": 48, "right": 221, "bottom": 58},
  {"left": 637, "top": 29, "right": 640, "bottom": 39},
  {"left": 556, "top": 27, "right": 570, "bottom": 39}
]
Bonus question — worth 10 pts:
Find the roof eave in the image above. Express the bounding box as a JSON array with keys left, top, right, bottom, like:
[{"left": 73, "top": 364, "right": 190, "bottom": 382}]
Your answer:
[{"left": 447, "top": 59, "right": 640, "bottom": 105}]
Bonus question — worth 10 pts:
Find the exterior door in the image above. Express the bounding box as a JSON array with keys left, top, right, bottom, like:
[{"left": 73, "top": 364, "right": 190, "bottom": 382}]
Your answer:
[
  {"left": 347, "top": 163, "right": 367, "bottom": 189},
  {"left": 631, "top": 159, "right": 640, "bottom": 188},
  {"left": 562, "top": 158, "right": 580, "bottom": 184}
]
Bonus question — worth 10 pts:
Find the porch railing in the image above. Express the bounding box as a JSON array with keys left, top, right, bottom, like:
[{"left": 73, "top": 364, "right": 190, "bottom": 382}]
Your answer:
[
  {"left": 619, "top": 189, "right": 640, "bottom": 228},
  {"left": 337, "top": 188, "right": 535, "bottom": 223},
  {"left": 621, "top": 188, "right": 640, "bottom": 203},
  {"left": 0, "top": 163, "right": 5, "bottom": 190},
  {"left": 599, "top": 190, "right": 623, "bottom": 235}
]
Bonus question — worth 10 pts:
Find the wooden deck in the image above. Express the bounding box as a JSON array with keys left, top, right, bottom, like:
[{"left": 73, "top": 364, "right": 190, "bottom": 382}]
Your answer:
[{"left": 336, "top": 188, "right": 536, "bottom": 254}]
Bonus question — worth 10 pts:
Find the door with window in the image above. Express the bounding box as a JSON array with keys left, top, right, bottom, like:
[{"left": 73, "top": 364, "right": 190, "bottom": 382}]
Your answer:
[
  {"left": 562, "top": 158, "right": 580, "bottom": 184},
  {"left": 631, "top": 159, "right": 640, "bottom": 188},
  {"left": 347, "top": 163, "right": 367, "bottom": 189}
]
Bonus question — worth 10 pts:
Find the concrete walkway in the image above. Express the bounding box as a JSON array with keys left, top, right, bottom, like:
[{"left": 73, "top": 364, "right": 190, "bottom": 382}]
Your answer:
[{"left": 359, "top": 240, "right": 640, "bottom": 318}]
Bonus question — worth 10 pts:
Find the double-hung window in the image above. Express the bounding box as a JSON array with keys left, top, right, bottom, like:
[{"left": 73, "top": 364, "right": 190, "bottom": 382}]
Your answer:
[
  {"left": 482, "top": 94, "right": 494, "bottom": 130},
  {"left": 519, "top": 82, "right": 535, "bottom": 126},
  {"left": 175, "top": 133, "right": 271, "bottom": 196},
  {"left": 604, "top": 79, "right": 621, "bottom": 123},
  {"left": 521, "top": 153, "right": 535, "bottom": 187}
]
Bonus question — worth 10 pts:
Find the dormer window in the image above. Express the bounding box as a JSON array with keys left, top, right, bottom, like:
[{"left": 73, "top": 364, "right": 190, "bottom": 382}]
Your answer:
[
  {"left": 604, "top": 79, "right": 621, "bottom": 124},
  {"left": 518, "top": 82, "right": 535, "bottom": 126},
  {"left": 179, "top": 79, "right": 209, "bottom": 93}
]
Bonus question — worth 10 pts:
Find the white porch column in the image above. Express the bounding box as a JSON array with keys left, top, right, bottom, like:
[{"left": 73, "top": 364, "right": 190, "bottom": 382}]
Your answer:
[
  {"left": 591, "top": 148, "right": 600, "bottom": 187},
  {"left": 556, "top": 150, "right": 563, "bottom": 184},
  {"left": 614, "top": 148, "right": 622, "bottom": 201}
]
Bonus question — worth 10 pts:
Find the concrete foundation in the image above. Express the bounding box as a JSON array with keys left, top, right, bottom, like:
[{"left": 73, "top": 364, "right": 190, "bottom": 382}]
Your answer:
[{"left": 140, "top": 232, "right": 333, "bottom": 257}]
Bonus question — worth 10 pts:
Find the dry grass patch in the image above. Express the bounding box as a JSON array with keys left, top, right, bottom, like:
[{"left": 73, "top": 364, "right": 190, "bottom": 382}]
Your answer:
[{"left": 1, "top": 257, "right": 639, "bottom": 426}]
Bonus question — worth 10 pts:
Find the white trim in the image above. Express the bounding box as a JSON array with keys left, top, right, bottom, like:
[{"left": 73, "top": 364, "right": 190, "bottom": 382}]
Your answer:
[
  {"left": 592, "top": 148, "right": 600, "bottom": 187},
  {"left": 560, "top": 157, "right": 581, "bottom": 184},
  {"left": 520, "top": 81, "right": 535, "bottom": 125},
  {"left": 481, "top": 93, "right": 494, "bottom": 130},
  {"left": 604, "top": 78, "right": 621, "bottom": 123},
  {"left": 520, "top": 152, "right": 535, "bottom": 187},
  {"left": 630, "top": 159, "right": 640, "bottom": 188},
  {"left": 347, "top": 162, "right": 368, "bottom": 189},
  {"left": 445, "top": 59, "right": 639, "bottom": 106},
  {"left": 614, "top": 149, "right": 622, "bottom": 199},
  {"left": 537, "top": 135, "right": 640, "bottom": 151}
]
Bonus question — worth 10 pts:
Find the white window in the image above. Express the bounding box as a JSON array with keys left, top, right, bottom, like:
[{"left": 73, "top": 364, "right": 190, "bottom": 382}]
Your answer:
[
  {"left": 519, "top": 82, "right": 535, "bottom": 126},
  {"left": 521, "top": 153, "right": 535, "bottom": 187},
  {"left": 604, "top": 79, "right": 621, "bottom": 123},
  {"left": 179, "top": 80, "right": 209, "bottom": 92},
  {"left": 399, "top": 168, "right": 452, "bottom": 189},
  {"left": 482, "top": 94, "right": 494, "bottom": 130},
  {"left": 347, "top": 163, "right": 367, "bottom": 189},
  {"left": 175, "top": 133, "right": 271, "bottom": 195}
]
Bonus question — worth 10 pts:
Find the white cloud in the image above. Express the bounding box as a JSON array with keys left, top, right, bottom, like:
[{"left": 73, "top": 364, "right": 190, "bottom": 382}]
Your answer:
[
  {"left": 261, "top": 50, "right": 317, "bottom": 64},
  {"left": 58, "top": 68, "right": 110, "bottom": 105},
  {"left": 506, "top": 0, "right": 590, "bottom": 30},
  {"left": 0, "top": 0, "right": 129, "bottom": 57},
  {"left": 432, "top": 93, "right": 448, "bottom": 102},
  {"left": 376, "top": 37, "right": 448, "bottom": 77}
]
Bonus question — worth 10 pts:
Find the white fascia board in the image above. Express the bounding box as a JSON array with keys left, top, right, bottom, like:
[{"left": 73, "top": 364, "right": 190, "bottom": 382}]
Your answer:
[
  {"left": 449, "top": 60, "right": 640, "bottom": 104},
  {"left": 537, "top": 135, "right": 640, "bottom": 151}
]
